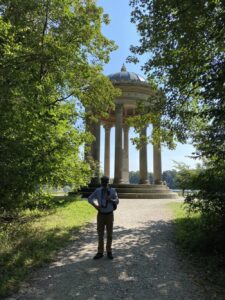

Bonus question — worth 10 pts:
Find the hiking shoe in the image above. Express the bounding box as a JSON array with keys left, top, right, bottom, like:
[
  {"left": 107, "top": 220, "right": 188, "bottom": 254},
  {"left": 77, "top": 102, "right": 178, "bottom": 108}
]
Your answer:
[
  {"left": 93, "top": 253, "right": 103, "bottom": 259},
  {"left": 107, "top": 252, "right": 114, "bottom": 259}
]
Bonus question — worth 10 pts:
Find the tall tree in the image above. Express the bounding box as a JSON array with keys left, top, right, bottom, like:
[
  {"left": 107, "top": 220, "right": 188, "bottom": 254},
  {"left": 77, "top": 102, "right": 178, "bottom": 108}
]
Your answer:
[
  {"left": 129, "top": 0, "right": 225, "bottom": 164},
  {"left": 0, "top": 0, "right": 118, "bottom": 212}
]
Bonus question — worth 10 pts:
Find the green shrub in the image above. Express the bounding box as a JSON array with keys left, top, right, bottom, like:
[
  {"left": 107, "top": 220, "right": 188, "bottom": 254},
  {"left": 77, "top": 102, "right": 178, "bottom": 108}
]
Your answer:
[{"left": 170, "top": 202, "right": 225, "bottom": 290}]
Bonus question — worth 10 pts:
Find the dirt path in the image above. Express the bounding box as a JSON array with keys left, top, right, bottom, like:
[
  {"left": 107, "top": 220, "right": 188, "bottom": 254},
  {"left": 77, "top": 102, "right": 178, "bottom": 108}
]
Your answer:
[{"left": 7, "top": 199, "right": 218, "bottom": 299}]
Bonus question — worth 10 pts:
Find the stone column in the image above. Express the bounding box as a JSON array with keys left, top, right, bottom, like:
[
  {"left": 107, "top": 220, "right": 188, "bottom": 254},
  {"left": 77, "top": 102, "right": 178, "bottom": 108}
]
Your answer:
[
  {"left": 104, "top": 124, "right": 111, "bottom": 178},
  {"left": 90, "top": 121, "right": 101, "bottom": 185},
  {"left": 153, "top": 125, "right": 162, "bottom": 184},
  {"left": 122, "top": 125, "right": 129, "bottom": 183},
  {"left": 139, "top": 126, "right": 149, "bottom": 184},
  {"left": 113, "top": 103, "right": 123, "bottom": 184}
]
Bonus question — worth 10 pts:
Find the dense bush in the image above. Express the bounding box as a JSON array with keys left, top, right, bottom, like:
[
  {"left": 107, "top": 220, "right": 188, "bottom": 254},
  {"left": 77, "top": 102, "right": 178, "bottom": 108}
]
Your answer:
[{"left": 185, "top": 167, "right": 225, "bottom": 252}]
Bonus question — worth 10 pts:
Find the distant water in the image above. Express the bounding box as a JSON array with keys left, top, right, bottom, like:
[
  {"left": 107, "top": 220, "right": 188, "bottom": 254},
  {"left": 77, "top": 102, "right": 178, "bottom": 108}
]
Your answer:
[{"left": 172, "top": 189, "right": 198, "bottom": 196}]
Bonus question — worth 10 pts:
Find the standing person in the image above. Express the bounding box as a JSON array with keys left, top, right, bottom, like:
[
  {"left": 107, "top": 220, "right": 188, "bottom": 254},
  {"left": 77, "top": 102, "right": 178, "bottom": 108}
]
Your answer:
[{"left": 88, "top": 175, "right": 119, "bottom": 260}]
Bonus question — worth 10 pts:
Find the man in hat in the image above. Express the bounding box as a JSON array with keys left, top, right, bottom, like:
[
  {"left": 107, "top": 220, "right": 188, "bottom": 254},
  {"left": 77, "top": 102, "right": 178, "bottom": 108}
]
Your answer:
[{"left": 88, "top": 175, "right": 119, "bottom": 259}]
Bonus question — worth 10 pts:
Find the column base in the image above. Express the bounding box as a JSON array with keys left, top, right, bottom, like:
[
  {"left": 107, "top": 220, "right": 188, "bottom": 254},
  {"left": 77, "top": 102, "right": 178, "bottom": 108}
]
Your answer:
[
  {"left": 139, "top": 179, "right": 149, "bottom": 184},
  {"left": 113, "top": 178, "right": 124, "bottom": 184},
  {"left": 154, "top": 179, "right": 163, "bottom": 185},
  {"left": 122, "top": 180, "right": 130, "bottom": 184}
]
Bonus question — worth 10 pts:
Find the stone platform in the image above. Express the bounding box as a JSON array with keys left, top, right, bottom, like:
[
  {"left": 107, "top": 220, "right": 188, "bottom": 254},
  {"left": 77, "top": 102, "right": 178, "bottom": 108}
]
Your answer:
[{"left": 70, "top": 184, "right": 179, "bottom": 199}]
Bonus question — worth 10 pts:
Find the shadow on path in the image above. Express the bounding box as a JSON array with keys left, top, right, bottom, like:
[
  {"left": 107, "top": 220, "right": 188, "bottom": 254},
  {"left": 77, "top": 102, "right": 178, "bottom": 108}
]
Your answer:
[{"left": 11, "top": 219, "right": 208, "bottom": 300}]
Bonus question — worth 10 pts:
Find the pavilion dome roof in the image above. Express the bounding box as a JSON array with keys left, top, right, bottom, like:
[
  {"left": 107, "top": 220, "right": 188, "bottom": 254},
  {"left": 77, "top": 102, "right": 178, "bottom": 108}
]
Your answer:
[{"left": 108, "top": 64, "right": 147, "bottom": 84}]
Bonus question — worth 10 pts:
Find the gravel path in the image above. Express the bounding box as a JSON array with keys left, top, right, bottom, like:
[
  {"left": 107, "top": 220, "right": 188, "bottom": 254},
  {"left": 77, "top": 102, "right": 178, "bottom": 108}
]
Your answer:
[{"left": 7, "top": 199, "right": 219, "bottom": 300}]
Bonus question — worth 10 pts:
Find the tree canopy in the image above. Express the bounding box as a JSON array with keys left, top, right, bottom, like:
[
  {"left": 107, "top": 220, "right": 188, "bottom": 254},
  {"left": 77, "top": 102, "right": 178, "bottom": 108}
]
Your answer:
[
  {"left": 0, "top": 0, "right": 118, "bottom": 212},
  {"left": 129, "top": 0, "right": 225, "bottom": 239},
  {"left": 129, "top": 0, "right": 225, "bottom": 164}
]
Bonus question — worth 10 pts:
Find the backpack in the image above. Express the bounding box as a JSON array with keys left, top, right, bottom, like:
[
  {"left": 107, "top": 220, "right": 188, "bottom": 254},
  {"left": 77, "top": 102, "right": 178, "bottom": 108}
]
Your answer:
[
  {"left": 107, "top": 188, "right": 117, "bottom": 211},
  {"left": 112, "top": 201, "right": 117, "bottom": 211}
]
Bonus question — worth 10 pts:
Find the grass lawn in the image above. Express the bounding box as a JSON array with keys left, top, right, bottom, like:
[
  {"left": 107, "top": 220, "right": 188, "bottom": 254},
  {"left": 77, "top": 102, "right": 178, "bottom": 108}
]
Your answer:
[
  {"left": 0, "top": 196, "right": 95, "bottom": 298},
  {"left": 169, "top": 202, "right": 225, "bottom": 292}
]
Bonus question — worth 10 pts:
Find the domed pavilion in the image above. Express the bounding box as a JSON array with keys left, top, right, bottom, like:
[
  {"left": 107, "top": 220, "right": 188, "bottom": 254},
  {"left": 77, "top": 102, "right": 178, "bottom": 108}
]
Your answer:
[
  {"left": 79, "top": 65, "right": 180, "bottom": 199},
  {"left": 88, "top": 64, "right": 162, "bottom": 186}
]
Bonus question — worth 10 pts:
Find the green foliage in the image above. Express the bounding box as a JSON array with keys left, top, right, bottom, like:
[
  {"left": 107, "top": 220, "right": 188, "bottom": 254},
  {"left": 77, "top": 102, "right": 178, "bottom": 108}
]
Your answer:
[
  {"left": 129, "top": 0, "right": 225, "bottom": 161},
  {"left": 125, "top": 80, "right": 175, "bottom": 149},
  {"left": 129, "top": 169, "right": 178, "bottom": 188},
  {"left": 169, "top": 202, "right": 205, "bottom": 252},
  {"left": 162, "top": 170, "right": 177, "bottom": 189},
  {"left": 0, "top": 196, "right": 95, "bottom": 298},
  {"left": 172, "top": 164, "right": 225, "bottom": 251},
  {"left": 0, "top": 0, "right": 118, "bottom": 212},
  {"left": 171, "top": 201, "right": 225, "bottom": 253},
  {"left": 129, "top": 171, "right": 154, "bottom": 184},
  {"left": 169, "top": 202, "right": 225, "bottom": 292},
  {"left": 185, "top": 167, "right": 225, "bottom": 227},
  {"left": 129, "top": 171, "right": 139, "bottom": 184},
  {"left": 171, "top": 162, "right": 225, "bottom": 256},
  {"left": 173, "top": 162, "right": 201, "bottom": 195}
]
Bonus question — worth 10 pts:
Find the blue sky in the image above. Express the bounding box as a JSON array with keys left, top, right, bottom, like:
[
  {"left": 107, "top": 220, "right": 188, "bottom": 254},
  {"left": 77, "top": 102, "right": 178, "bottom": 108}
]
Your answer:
[{"left": 97, "top": 0, "right": 200, "bottom": 176}]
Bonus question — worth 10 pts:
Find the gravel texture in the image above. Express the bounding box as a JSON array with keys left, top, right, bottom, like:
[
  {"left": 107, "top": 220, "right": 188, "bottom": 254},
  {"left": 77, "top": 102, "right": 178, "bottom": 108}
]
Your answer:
[{"left": 7, "top": 199, "right": 224, "bottom": 300}]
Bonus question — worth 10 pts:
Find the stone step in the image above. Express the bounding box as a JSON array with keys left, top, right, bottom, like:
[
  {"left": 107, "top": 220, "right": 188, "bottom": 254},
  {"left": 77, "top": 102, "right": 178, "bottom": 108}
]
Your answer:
[
  {"left": 109, "top": 188, "right": 170, "bottom": 193},
  {"left": 118, "top": 193, "right": 179, "bottom": 199},
  {"left": 78, "top": 188, "right": 171, "bottom": 194},
  {"left": 69, "top": 183, "right": 179, "bottom": 199},
  {"left": 78, "top": 192, "right": 178, "bottom": 199},
  {"left": 77, "top": 184, "right": 170, "bottom": 191},
  {"left": 87, "top": 184, "right": 170, "bottom": 189},
  {"left": 72, "top": 191, "right": 179, "bottom": 199}
]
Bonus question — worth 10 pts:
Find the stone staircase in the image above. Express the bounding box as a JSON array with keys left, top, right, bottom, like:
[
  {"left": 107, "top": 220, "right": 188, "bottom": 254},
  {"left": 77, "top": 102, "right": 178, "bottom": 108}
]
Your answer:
[{"left": 70, "top": 184, "right": 179, "bottom": 199}]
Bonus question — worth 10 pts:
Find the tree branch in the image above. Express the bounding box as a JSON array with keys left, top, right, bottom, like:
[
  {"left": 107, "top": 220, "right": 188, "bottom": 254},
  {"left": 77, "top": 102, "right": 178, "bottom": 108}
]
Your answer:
[{"left": 39, "top": 0, "right": 50, "bottom": 81}]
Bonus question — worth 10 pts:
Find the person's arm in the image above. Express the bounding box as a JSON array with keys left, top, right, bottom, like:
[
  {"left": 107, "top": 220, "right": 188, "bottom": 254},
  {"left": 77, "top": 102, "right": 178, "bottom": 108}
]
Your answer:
[{"left": 88, "top": 189, "right": 100, "bottom": 211}]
